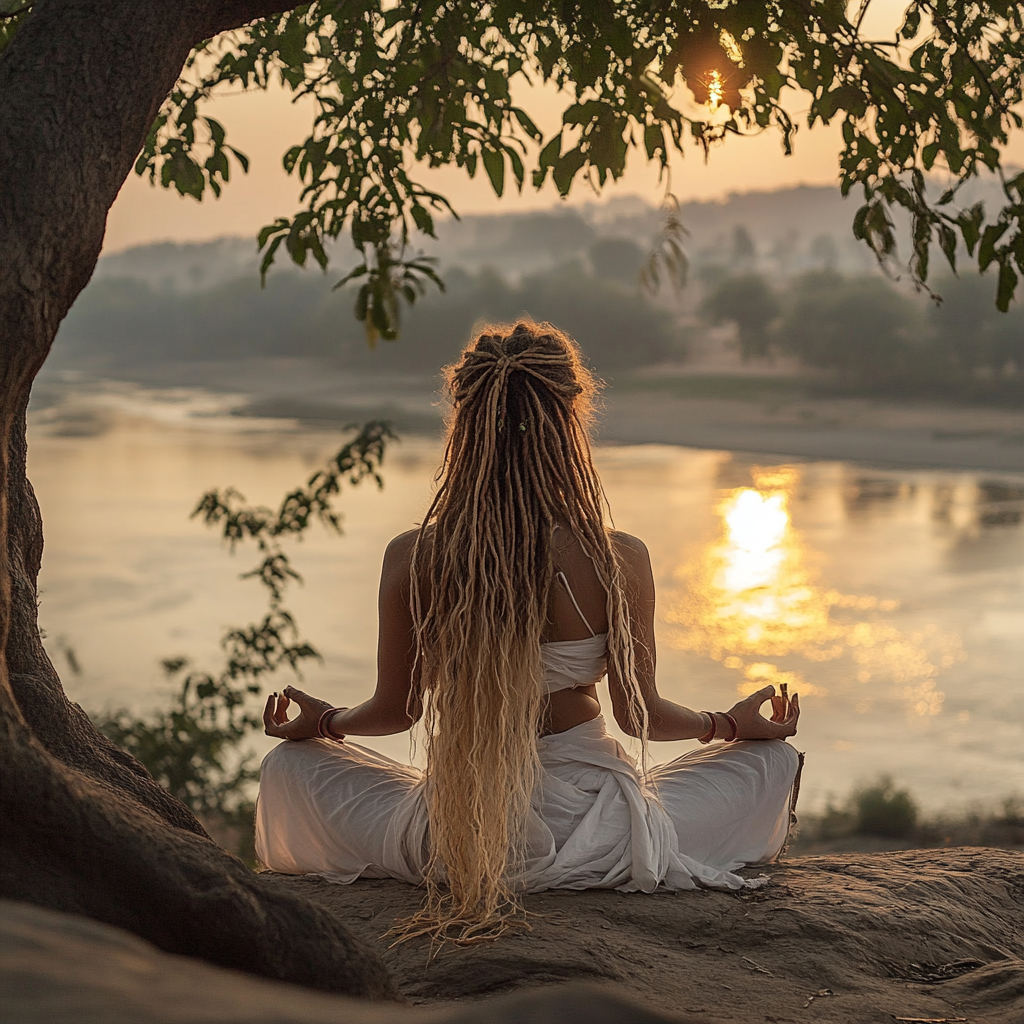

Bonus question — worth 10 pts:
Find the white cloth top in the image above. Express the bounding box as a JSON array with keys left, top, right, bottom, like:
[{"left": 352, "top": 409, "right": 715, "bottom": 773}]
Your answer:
[
  {"left": 539, "top": 570, "right": 607, "bottom": 694},
  {"left": 540, "top": 633, "right": 608, "bottom": 694}
]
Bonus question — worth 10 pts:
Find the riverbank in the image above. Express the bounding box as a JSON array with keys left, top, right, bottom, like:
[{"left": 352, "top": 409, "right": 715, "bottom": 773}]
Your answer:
[
  {"left": 602, "top": 373, "right": 1024, "bottom": 475},
  {"left": 34, "top": 361, "right": 1024, "bottom": 474}
]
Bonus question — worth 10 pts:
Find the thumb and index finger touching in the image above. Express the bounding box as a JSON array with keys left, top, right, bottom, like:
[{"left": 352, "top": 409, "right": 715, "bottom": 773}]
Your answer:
[
  {"left": 263, "top": 690, "right": 302, "bottom": 736},
  {"left": 263, "top": 692, "right": 285, "bottom": 736},
  {"left": 282, "top": 685, "right": 320, "bottom": 709},
  {"left": 750, "top": 683, "right": 801, "bottom": 735}
]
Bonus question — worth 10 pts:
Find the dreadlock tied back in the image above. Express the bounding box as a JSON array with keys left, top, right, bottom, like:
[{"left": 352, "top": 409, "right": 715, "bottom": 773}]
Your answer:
[{"left": 401, "top": 320, "right": 648, "bottom": 944}]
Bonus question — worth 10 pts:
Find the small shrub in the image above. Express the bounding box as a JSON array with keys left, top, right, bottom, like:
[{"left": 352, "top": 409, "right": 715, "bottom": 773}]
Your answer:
[
  {"left": 92, "top": 422, "right": 394, "bottom": 862},
  {"left": 854, "top": 776, "right": 918, "bottom": 838},
  {"left": 815, "top": 798, "right": 857, "bottom": 841}
]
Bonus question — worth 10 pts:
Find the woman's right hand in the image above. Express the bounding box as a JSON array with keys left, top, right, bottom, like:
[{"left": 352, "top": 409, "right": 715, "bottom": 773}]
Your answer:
[
  {"left": 263, "top": 686, "right": 339, "bottom": 741},
  {"left": 726, "top": 685, "right": 800, "bottom": 740}
]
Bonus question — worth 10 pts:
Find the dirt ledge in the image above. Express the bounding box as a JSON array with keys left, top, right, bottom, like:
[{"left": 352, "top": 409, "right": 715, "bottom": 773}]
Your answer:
[
  {"left": 261, "top": 848, "right": 1024, "bottom": 1024},
  {"left": 5, "top": 848, "right": 1022, "bottom": 1024}
]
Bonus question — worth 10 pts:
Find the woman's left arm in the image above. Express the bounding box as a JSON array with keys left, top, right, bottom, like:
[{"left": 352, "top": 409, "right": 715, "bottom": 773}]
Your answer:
[{"left": 263, "top": 531, "right": 420, "bottom": 741}]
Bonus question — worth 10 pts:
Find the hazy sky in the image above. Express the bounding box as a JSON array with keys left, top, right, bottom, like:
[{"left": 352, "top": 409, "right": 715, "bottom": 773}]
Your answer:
[
  {"left": 103, "top": 1, "right": 1024, "bottom": 255},
  {"left": 104, "top": 83, "right": 849, "bottom": 254}
]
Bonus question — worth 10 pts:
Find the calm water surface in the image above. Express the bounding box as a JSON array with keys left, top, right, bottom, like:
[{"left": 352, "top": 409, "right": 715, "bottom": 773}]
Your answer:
[{"left": 27, "top": 385, "right": 1024, "bottom": 814}]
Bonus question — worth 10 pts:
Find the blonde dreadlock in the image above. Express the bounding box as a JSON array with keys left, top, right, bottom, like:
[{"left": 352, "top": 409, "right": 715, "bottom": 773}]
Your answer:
[{"left": 402, "top": 320, "right": 649, "bottom": 943}]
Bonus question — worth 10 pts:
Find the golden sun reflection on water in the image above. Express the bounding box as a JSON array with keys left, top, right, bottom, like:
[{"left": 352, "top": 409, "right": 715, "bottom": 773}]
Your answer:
[{"left": 663, "top": 467, "right": 963, "bottom": 717}]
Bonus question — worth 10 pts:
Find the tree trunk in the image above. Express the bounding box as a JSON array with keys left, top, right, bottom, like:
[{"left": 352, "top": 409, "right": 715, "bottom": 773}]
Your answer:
[{"left": 0, "top": 0, "right": 393, "bottom": 997}]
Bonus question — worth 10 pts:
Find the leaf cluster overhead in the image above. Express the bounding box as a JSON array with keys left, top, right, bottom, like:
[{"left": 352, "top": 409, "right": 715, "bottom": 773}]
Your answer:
[{"left": 12, "top": 2, "right": 1024, "bottom": 322}]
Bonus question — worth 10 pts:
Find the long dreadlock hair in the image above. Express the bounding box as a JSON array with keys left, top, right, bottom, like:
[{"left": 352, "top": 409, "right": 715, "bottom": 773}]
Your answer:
[{"left": 402, "top": 320, "right": 649, "bottom": 943}]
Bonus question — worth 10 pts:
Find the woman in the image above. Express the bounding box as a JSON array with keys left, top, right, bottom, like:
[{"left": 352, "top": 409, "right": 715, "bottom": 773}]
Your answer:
[{"left": 256, "top": 320, "right": 801, "bottom": 943}]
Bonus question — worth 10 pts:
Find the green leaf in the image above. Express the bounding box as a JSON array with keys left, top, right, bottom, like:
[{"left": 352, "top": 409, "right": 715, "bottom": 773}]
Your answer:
[
  {"left": 227, "top": 146, "right": 250, "bottom": 173},
  {"left": 938, "top": 223, "right": 957, "bottom": 271},
  {"left": 533, "top": 134, "right": 561, "bottom": 188},
  {"left": 481, "top": 147, "right": 505, "bottom": 198},
  {"left": 506, "top": 147, "right": 525, "bottom": 190},
  {"left": 644, "top": 124, "right": 666, "bottom": 161},
  {"left": 205, "top": 117, "right": 226, "bottom": 147},
  {"left": 259, "top": 235, "right": 284, "bottom": 287},
  {"left": 957, "top": 203, "right": 984, "bottom": 254},
  {"left": 411, "top": 204, "right": 435, "bottom": 235},
  {"left": 996, "top": 259, "right": 1017, "bottom": 312},
  {"left": 852, "top": 204, "right": 870, "bottom": 241},
  {"left": 552, "top": 148, "right": 586, "bottom": 197},
  {"left": 354, "top": 283, "right": 370, "bottom": 322},
  {"left": 900, "top": 8, "right": 921, "bottom": 39},
  {"left": 333, "top": 263, "right": 368, "bottom": 290},
  {"left": 257, "top": 218, "right": 287, "bottom": 250},
  {"left": 512, "top": 107, "right": 542, "bottom": 141},
  {"left": 979, "top": 223, "right": 1008, "bottom": 271},
  {"left": 538, "top": 134, "right": 561, "bottom": 168}
]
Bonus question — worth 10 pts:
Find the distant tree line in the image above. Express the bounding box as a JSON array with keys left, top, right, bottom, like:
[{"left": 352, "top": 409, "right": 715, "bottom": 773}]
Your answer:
[
  {"left": 54, "top": 253, "right": 1024, "bottom": 404},
  {"left": 53, "top": 243, "right": 677, "bottom": 378},
  {"left": 702, "top": 270, "right": 1024, "bottom": 403}
]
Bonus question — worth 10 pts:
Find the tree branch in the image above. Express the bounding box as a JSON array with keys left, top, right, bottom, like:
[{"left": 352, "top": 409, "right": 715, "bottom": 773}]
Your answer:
[
  {"left": 205, "top": 0, "right": 304, "bottom": 39},
  {"left": 0, "top": 3, "right": 33, "bottom": 21}
]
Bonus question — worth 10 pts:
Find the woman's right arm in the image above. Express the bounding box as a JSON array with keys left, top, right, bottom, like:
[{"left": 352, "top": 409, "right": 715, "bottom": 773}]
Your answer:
[
  {"left": 606, "top": 533, "right": 799, "bottom": 742},
  {"left": 265, "top": 531, "right": 421, "bottom": 742},
  {"left": 324, "top": 529, "right": 422, "bottom": 737}
]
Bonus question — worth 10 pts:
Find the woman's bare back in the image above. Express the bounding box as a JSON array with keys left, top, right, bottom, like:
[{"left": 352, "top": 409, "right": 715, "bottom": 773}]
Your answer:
[{"left": 541, "top": 526, "right": 625, "bottom": 735}]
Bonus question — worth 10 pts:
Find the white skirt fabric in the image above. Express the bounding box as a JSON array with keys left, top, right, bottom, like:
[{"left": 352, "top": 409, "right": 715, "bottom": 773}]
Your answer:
[{"left": 255, "top": 716, "right": 801, "bottom": 893}]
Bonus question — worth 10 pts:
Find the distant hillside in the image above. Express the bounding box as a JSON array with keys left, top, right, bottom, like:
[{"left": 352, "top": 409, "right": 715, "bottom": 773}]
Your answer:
[
  {"left": 94, "top": 237, "right": 259, "bottom": 292},
  {"left": 93, "top": 185, "right": 877, "bottom": 292},
  {"left": 49, "top": 262, "right": 683, "bottom": 379},
  {"left": 44, "top": 180, "right": 1021, "bottom": 406},
  {"left": 91, "top": 176, "right": 1015, "bottom": 293}
]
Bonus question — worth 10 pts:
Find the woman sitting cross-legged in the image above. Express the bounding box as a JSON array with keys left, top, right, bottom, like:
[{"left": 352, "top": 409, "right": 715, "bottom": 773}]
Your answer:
[{"left": 255, "top": 319, "right": 801, "bottom": 943}]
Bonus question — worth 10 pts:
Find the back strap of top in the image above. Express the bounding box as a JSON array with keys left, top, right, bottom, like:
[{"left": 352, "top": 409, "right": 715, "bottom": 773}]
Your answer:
[{"left": 555, "top": 571, "right": 597, "bottom": 637}]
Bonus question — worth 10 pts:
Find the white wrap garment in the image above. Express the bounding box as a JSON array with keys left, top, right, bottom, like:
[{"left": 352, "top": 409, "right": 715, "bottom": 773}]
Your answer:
[{"left": 255, "top": 633, "right": 801, "bottom": 892}]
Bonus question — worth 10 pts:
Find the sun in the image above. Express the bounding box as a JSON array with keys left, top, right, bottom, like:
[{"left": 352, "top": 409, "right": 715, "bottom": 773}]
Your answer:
[{"left": 705, "top": 69, "right": 724, "bottom": 111}]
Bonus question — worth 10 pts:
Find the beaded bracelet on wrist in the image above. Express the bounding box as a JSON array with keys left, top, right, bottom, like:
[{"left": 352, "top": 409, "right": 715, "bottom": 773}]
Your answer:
[
  {"left": 317, "top": 706, "right": 348, "bottom": 740},
  {"left": 723, "top": 713, "right": 739, "bottom": 742},
  {"left": 698, "top": 711, "right": 717, "bottom": 744},
  {"left": 699, "top": 711, "right": 741, "bottom": 743}
]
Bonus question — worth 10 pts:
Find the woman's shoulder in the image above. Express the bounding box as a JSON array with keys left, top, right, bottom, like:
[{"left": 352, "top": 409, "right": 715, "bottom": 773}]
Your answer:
[
  {"left": 380, "top": 528, "right": 429, "bottom": 596},
  {"left": 609, "top": 531, "right": 653, "bottom": 593},
  {"left": 383, "top": 527, "right": 428, "bottom": 565},
  {"left": 609, "top": 530, "right": 650, "bottom": 563}
]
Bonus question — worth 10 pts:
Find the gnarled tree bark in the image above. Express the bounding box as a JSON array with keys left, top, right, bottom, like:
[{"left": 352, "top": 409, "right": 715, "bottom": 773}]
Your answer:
[{"left": 0, "top": 0, "right": 393, "bottom": 997}]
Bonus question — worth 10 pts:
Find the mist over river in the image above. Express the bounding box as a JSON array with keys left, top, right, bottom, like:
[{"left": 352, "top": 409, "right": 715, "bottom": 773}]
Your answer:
[{"left": 27, "top": 382, "right": 1024, "bottom": 815}]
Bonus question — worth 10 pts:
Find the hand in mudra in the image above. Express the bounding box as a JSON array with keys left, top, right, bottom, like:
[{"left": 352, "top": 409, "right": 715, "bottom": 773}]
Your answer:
[
  {"left": 263, "top": 686, "right": 339, "bottom": 741},
  {"left": 727, "top": 685, "right": 800, "bottom": 740}
]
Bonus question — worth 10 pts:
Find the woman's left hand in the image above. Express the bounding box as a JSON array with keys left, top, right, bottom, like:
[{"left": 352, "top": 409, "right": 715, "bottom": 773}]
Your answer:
[
  {"left": 726, "top": 685, "right": 800, "bottom": 740},
  {"left": 263, "top": 686, "right": 337, "bottom": 741}
]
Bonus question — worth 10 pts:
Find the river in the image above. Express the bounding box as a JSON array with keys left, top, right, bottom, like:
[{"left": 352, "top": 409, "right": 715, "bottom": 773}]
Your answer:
[{"left": 27, "top": 382, "right": 1024, "bottom": 815}]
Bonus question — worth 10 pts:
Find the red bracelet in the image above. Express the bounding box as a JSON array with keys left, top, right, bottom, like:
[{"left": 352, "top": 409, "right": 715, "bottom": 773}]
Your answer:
[
  {"left": 317, "top": 707, "right": 348, "bottom": 740},
  {"left": 698, "top": 712, "right": 717, "bottom": 744},
  {"left": 723, "top": 713, "right": 739, "bottom": 742}
]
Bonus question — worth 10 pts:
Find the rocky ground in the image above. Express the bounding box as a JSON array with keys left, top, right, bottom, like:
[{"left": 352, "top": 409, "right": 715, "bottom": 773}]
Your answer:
[
  {"left": 263, "top": 848, "right": 1024, "bottom": 1024},
  {"left": 8, "top": 848, "right": 1022, "bottom": 1024}
]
